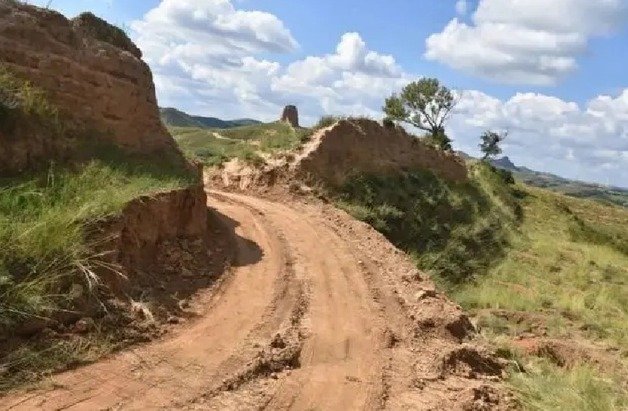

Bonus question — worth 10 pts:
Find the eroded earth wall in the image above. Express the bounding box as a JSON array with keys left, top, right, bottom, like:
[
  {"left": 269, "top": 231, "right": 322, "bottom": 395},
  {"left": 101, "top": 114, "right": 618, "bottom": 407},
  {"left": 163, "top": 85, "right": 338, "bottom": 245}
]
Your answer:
[
  {"left": 0, "top": 2, "right": 176, "bottom": 172},
  {"left": 296, "top": 119, "right": 468, "bottom": 185}
]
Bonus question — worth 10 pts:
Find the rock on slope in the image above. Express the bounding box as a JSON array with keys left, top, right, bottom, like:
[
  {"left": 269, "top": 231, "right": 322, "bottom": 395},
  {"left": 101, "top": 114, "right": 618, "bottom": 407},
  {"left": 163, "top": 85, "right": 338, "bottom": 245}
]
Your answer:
[{"left": 0, "top": 2, "right": 177, "bottom": 173}]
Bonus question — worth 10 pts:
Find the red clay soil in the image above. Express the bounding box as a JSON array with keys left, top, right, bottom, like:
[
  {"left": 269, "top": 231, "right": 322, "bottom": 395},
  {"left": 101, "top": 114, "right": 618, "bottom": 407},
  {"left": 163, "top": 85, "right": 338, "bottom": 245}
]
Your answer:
[{"left": 1, "top": 191, "right": 513, "bottom": 410}]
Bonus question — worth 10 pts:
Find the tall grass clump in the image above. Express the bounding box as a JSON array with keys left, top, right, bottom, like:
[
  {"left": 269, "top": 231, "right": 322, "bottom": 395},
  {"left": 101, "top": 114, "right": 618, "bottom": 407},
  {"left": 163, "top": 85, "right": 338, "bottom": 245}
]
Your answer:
[
  {"left": 0, "top": 66, "right": 59, "bottom": 133},
  {"left": 314, "top": 115, "right": 342, "bottom": 130},
  {"left": 510, "top": 359, "right": 627, "bottom": 411},
  {"left": 0, "top": 158, "right": 192, "bottom": 331}
]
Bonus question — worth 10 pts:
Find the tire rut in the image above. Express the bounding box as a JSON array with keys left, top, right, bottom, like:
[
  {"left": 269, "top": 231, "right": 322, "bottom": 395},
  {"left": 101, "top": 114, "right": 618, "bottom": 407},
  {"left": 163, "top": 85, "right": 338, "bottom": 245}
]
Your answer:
[{"left": 1, "top": 191, "right": 511, "bottom": 410}]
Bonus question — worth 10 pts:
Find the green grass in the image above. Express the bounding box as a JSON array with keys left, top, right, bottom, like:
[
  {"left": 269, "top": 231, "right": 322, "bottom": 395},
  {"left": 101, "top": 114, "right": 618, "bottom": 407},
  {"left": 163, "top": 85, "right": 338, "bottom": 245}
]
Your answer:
[
  {"left": 455, "top": 188, "right": 628, "bottom": 348},
  {"left": 172, "top": 121, "right": 313, "bottom": 167},
  {"left": 334, "top": 162, "right": 520, "bottom": 285},
  {"left": 0, "top": 157, "right": 194, "bottom": 332},
  {"left": 329, "top": 160, "right": 628, "bottom": 408},
  {"left": 510, "top": 359, "right": 626, "bottom": 411},
  {"left": 0, "top": 65, "right": 195, "bottom": 331},
  {"left": 0, "top": 64, "right": 197, "bottom": 392},
  {"left": 173, "top": 128, "right": 263, "bottom": 167},
  {"left": 0, "top": 66, "right": 60, "bottom": 133}
]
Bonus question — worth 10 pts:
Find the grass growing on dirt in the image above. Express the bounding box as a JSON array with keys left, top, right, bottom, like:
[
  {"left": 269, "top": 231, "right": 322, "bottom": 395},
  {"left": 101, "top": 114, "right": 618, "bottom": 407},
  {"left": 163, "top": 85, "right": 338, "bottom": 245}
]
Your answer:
[
  {"left": 0, "top": 66, "right": 60, "bottom": 132},
  {"left": 510, "top": 358, "right": 627, "bottom": 411},
  {"left": 0, "top": 157, "right": 194, "bottom": 331},
  {"left": 172, "top": 121, "right": 313, "bottom": 167},
  {"left": 334, "top": 162, "right": 521, "bottom": 285},
  {"left": 0, "top": 328, "right": 121, "bottom": 392},
  {"left": 332, "top": 160, "right": 628, "bottom": 409},
  {"left": 0, "top": 64, "right": 197, "bottom": 392},
  {"left": 455, "top": 188, "right": 628, "bottom": 348}
]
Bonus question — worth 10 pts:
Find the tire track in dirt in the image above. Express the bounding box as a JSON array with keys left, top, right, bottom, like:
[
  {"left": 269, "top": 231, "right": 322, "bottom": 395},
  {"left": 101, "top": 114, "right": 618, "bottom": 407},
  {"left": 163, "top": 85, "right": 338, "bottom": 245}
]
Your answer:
[
  {"left": 2, "top": 191, "right": 510, "bottom": 410},
  {"left": 206, "top": 191, "right": 386, "bottom": 410},
  {"left": 2, "top": 197, "right": 292, "bottom": 410}
]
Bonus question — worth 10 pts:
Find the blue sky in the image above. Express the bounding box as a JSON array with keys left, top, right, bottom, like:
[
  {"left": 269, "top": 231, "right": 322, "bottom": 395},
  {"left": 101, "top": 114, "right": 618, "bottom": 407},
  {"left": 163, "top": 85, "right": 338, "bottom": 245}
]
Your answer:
[{"left": 26, "top": 0, "right": 628, "bottom": 187}]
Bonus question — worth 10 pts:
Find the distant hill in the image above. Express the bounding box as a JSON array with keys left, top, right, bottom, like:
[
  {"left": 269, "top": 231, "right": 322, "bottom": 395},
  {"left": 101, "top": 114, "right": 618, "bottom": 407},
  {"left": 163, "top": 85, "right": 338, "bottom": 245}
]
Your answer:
[
  {"left": 489, "top": 156, "right": 628, "bottom": 207},
  {"left": 159, "top": 107, "right": 261, "bottom": 129}
]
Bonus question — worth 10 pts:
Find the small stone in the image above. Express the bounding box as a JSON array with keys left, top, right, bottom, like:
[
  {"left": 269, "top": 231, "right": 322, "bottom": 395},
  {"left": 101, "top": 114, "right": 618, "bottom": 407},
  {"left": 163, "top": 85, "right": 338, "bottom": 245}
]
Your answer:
[
  {"left": 74, "top": 317, "right": 95, "bottom": 334},
  {"left": 167, "top": 316, "right": 180, "bottom": 324},
  {"left": 414, "top": 289, "right": 437, "bottom": 301},
  {"left": 270, "top": 372, "right": 279, "bottom": 380}
]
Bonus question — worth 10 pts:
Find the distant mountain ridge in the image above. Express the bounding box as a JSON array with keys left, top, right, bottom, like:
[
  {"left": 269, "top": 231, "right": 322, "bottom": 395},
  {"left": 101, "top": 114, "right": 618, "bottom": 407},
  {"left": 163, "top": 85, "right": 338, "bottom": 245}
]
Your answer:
[
  {"left": 488, "top": 156, "right": 628, "bottom": 207},
  {"left": 159, "top": 107, "right": 261, "bottom": 129}
]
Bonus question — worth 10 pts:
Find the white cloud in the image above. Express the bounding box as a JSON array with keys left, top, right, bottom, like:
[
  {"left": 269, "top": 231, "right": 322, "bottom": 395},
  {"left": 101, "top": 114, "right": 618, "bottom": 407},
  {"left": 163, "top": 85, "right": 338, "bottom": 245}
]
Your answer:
[
  {"left": 131, "top": 0, "right": 298, "bottom": 120},
  {"left": 130, "top": 0, "right": 628, "bottom": 186},
  {"left": 426, "top": 0, "right": 628, "bottom": 85},
  {"left": 450, "top": 88, "right": 628, "bottom": 185},
  {"left": 133, "top": 1, "right": 409, "bottom": 122},
  {"left": 455, "top": 0, "right": 468, "bottom": 15},
  {"left": 271, "top": 32, "right": 408, "bottom": 117}
]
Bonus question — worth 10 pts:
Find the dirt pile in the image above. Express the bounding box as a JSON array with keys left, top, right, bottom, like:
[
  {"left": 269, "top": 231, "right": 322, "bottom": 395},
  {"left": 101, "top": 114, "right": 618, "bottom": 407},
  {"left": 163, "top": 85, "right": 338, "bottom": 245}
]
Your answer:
[
  {"left": 0, "top": 2, "right": 178, "bottom": 173},
  {"left": 296, "top": 118, "right": 468, "bottom": 185},
  {"left": 94, "top": 185, "right": 211, "bottom": 295},
  {"left": 214, "top": 118, "right": 468, "bottom": 191}
]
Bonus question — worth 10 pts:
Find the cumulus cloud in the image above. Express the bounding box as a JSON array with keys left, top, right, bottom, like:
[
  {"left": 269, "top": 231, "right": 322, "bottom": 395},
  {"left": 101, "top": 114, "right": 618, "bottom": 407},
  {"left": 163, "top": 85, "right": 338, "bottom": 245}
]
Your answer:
[
  {"left": 131, "top": 0, "right": 298, "bottom": 119},
  {"left": 455, "top": 0, "right": 468, "bottom": 16},
  {"left": 130, "top": 0, "right": 628, "bottom": 186},
  {"left": 425, "top": 0, "right": 628, "bottom": 85},
  {"left": 450, "top": 88, "right": 628, "bottom": 185},
  {"left": 272, "top": 32, "right": 409, "bottom": 119}
]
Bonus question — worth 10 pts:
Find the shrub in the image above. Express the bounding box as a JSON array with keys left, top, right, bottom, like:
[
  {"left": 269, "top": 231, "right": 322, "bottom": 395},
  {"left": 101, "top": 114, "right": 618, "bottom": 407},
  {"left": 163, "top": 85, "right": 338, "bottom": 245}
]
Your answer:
[
  {"left": 382, "top": 117, "right": 395, "bottom": 128},
  {"left": 334, "top": 162, "right": 519, "bottom": 285},
  {"left": 72, "top": 13, "right": 141, "bottom": 58},
  {"left": 0, "top": 66, "right": 60, "bottom": 132},
  {"left": 314, "top": 115, "right": 341, "bottom": 130}
]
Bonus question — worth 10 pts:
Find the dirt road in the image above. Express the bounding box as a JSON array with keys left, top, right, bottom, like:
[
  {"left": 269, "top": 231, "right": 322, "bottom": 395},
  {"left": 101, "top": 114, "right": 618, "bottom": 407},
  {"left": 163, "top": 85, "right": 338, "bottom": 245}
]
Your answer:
[{"left": 2, "top": 191, "right": 507, "bottom": 410}]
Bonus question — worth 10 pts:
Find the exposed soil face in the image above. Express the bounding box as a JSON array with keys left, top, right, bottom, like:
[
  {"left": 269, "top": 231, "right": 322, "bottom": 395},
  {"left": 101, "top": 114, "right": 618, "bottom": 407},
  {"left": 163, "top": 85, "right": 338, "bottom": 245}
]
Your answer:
[
  {"left": 2, "top": 191, "right": 513, "bottom": 410},
  {"left": 0, "top": 1, "right": 180, "bottom": 174},
  {"left": 211, "top": 118, "right": 469, "bottom": 193}
]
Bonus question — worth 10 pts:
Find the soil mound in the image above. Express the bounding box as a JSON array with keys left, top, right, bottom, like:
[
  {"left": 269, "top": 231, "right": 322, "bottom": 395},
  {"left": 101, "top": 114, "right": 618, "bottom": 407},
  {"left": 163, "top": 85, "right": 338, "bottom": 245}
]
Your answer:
[{"left": 214, "top": 118, "right": 468, "bottom": 191}]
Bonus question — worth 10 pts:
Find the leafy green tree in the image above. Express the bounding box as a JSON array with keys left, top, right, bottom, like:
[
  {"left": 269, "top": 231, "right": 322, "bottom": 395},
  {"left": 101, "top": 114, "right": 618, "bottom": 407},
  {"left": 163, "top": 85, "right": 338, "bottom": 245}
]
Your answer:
[
  {"left": 479, "top": 130, "right": 507, "bottom": 160},
  {"left": 383, "top": 78, "right": 457, "bottom": 150}
]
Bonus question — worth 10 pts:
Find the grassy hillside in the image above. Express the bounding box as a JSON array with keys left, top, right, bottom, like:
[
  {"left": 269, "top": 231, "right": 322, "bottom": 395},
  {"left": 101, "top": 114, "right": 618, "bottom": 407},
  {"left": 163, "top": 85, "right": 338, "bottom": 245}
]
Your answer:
[
  {"left": 160, "top": 107, "right": 261, "bottom": 129},
  {"left": 0, "top": 67, "right": 196, "bottom": 390},
  {"left": 488, "top": 156, "right": 628, "bottom": 208},
  {"left": 517, "top": 172, "right": 628, "bottom": 208},
  {"left": 332, "top": 162, "right": 628, "bottom": 410},
  {"left": 172, "top": 121, "right": 312, "bottom": 167}
]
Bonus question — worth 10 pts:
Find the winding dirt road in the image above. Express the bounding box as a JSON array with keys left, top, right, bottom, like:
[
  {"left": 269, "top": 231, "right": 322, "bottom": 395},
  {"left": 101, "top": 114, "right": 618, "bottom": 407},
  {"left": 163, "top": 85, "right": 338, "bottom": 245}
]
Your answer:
[{"left": 2, "top": 191, "right": 508, "bottom": 410}]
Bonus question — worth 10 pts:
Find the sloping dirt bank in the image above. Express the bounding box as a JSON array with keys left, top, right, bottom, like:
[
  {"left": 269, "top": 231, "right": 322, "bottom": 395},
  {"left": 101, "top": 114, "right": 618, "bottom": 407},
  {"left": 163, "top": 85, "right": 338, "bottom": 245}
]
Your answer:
[
  {"left": 2, "top": 191, "right": 512, "bottom": 410},
  {"left": 212, "top": 118, "right": 468, "bottom": 193}
]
